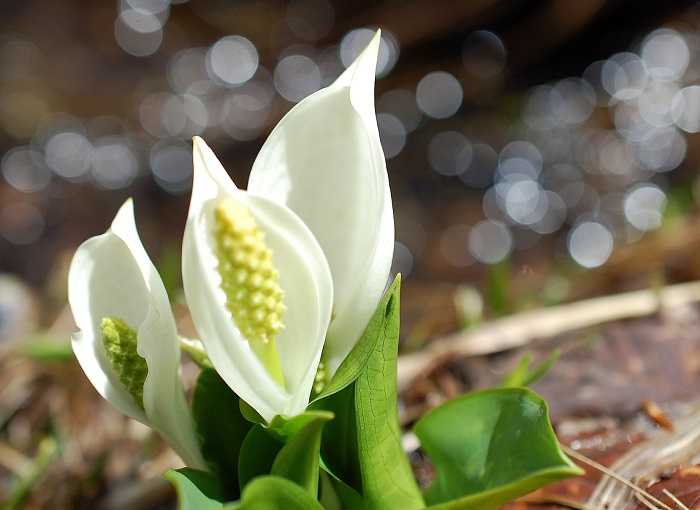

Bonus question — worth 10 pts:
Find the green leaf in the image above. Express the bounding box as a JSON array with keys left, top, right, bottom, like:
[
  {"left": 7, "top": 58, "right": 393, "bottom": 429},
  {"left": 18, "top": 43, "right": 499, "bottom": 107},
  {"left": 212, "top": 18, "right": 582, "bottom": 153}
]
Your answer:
[
  {"left": 226, "top": 475, "right": 324, "bottom": 509},
  {"left": 313, "top": 383, "right": 362, "bottom": 498},
  {"left": 271, "top": 413, "right": 332, "bottom": 497},
  {"left": 192, "top": 366, "right": 253, "bottom": 499},
  {"left": 238, "top": 413, "right": 333, "bottom": 497},
  {"left": 318, "top": 469, "right": 362, "bottom": 510},
  {"left": 314, "top": 276, "right": 405, "bottom": 401},
  {"left": 414, "top": 388, "right": 584, "bottom": 509},
  {"left": 238, "top": 425, "right": 284, "bottom": 491},
  {"left": 164, "top": 468, "right": 228, "bottom": 510},
  {"left": 239, "top": 399, "right": 266, "bottom": 425},
  {"left": 312, "top": 276, "right": 424, "bottom": 509},
  {"left": 353, "top": 276, "right": 424, "bottom": 509},
  {"left": 498, "top": 350, "right": 560, "bottom": 388},
  {"left": 267, "top": 410, "right": 334, "bottom": 443}
]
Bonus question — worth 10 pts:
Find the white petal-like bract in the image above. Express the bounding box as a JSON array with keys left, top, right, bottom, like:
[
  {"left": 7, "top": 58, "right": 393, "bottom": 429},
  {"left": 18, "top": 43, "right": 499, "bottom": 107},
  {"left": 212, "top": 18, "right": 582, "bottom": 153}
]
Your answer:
[
  {"left": 249, "top": 32, "right": 394, "bottom": 374},
  {"left": 69, "top": 200, "right": 205, "bottom": 469},
  {"left": 183, "top": 138, "right": 333, "bottom": 422}
]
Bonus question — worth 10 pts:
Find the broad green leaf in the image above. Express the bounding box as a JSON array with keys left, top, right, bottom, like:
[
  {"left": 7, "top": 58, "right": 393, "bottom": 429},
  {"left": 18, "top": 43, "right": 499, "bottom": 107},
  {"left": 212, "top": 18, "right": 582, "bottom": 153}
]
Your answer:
[
  {"left": 271, "top": 413, "right": 332, "bottom": 497},
  {"left": 238, "top": 425, "right": 284, "bottom": 490},
  {"left": 165, "top": 468, "right": 228, "bottom": 510},
  {"left": 353, "top": 277, "right": 424, "bottom": 509},
  {"left": 498, "top": 350, "right": 560, "bottom": 388},
  {"left": 314, "top": 276, "right": 403, "bottom": 401},
  {"left": 192, "top": 366, "right": 253, "bottom": 499},
  {"left": 225, "top": 475, "right": 324, "bottom": 509},
  {"left": 312, "top": 277, "right": 424, "bottom": 509},
  {"left": 414, "top": 388, "right": 584, "bottom": 509},
  {"left": 309, "top": 277, "right": 402, "bottom": 489}
]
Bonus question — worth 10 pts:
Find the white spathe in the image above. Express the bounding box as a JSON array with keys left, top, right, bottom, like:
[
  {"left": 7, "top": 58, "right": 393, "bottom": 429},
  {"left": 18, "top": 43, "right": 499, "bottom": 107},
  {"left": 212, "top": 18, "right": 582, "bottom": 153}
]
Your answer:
[
  {"left": 183, "top": 138, "right": 334, "bottom": 422},
  {"left": 248, "top": 31, "right": 394, "bottom": 375},
  {"left": 183, "top": 31, "right": 394, "bottom": 421},
  {"left": 69, "top": 200, "right": 206, "bottom": 469}
]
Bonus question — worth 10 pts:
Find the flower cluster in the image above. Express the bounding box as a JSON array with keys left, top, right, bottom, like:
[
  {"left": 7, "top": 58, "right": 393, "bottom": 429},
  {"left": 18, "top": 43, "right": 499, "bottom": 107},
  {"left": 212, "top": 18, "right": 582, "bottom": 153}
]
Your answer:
[
  {"left": 69, "top": 31, "right": 392, "bottom": 457},
  {"left": 68, "top": 32, "right": 582, "bottom": 510}
]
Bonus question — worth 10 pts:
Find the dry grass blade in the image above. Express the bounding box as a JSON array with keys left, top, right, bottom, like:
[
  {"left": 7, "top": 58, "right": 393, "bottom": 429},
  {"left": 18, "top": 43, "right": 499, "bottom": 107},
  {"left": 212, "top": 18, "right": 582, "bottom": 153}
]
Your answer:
[
  {"left": 587, "top": 400, "right": 700, "bottom": 508},
  {"left": 561, "top": 444, "right": 674, "bottom": 510},
  {"left": 662, "top": 489, "right": 690, "bottom": 510},
  {"left": 517, "top": 492, "right": 598, "bottom": 510}
]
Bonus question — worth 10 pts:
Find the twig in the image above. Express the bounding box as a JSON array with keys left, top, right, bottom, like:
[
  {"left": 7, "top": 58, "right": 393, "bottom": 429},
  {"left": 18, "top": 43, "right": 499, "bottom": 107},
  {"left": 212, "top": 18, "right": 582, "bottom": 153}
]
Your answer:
[{"left": 397, "top": 280, "right": 700, "bottom": 392}]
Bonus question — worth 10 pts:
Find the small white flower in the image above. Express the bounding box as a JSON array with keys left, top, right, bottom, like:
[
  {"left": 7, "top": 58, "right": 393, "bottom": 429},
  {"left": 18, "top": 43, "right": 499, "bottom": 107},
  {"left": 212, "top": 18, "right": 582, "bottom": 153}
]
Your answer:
[
  {"left": 183, "top": 32, "right": 394, "bottom": 422},
  {"left": 69, "top": 200, "right": 206, "bottom": 469}
]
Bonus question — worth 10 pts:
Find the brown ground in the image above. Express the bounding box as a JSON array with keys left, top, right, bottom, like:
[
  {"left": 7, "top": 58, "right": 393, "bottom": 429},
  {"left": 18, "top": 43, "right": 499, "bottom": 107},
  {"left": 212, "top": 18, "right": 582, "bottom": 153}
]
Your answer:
[{"left": 2, "top": 214, "right": 700, "bottom": 509}]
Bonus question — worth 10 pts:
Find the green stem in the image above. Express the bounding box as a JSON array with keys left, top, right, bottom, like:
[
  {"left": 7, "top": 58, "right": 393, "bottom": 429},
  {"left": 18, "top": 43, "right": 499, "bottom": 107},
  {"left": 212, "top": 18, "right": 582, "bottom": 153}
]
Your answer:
[
  {"left": 250, "top": 338, "right": 286, "bottom": 389},
  {"left": 179, "top": 336, "right": 211, "bottom": 368}
]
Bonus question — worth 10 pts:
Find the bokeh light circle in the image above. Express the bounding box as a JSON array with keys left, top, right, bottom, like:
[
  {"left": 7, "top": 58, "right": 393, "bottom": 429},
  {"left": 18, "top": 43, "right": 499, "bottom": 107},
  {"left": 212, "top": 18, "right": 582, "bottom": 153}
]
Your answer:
[
  {"left": 462, "top": 30, "right": 507, "bottom": 77},
  {"left": 416, "top": 72, "right": 463, "bottom": 119},
  {"left": 1, "top": 147, "right": 51, "bottom": 192},
  {"left": 468, "top": 220, "right": 513, "bottom": 264},
  {"left": 641, "top": 28, "right": 690, "bottom": 82},
  {"left": 91, "top": 138, "right": 138, "bottom": 190},
  {"left": 624, "top": 184, "right": 666, "bottom": 231},
  {"left": 568, "top": 221, "right": 613, "bottom": 268},
  {"left": 44, "top": 132, "right": 93, "bottom": 180},
  {"left": 672, "top": 85, "right": 700, "bottom": 132},
  {"left": 207, "top": 36, "right": 259, "bottom": 86},
  {"left": 274, "top": 54, "right": 322, "bottom": 102},
  {"left": 150, "top": 139, "right": 192, "bottom": 194},
  {"left": 114, "top": 8, "right": 163, "bottom": 57}
]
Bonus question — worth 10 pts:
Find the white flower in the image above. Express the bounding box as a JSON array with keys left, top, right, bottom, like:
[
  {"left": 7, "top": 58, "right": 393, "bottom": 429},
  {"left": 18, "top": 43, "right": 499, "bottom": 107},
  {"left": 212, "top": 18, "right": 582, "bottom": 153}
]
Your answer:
[
  {"left": 249, "top": 32, "right": 394, "bottom": 376},
  {"left": 69, "top": 199, "right": 206, "bottom": 470},
  {"left": 182, "top": 32, "right": 393, "bottom": 422}
]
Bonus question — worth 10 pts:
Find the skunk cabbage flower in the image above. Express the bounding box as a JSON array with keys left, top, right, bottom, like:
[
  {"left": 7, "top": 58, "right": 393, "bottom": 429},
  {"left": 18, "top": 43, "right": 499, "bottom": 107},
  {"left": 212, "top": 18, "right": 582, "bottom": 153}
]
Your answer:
[
  {"left": 183, "top": 138, "right": 333, "bottom": 422},
  {"left": 249, "top": 32, "right": 394, "bottom": 376},
  {"left": 182, "top": 32, "right": 393, "bottom": 422},
  {"left": 69, "top": 200, "right": 206, "bottom": 469}
]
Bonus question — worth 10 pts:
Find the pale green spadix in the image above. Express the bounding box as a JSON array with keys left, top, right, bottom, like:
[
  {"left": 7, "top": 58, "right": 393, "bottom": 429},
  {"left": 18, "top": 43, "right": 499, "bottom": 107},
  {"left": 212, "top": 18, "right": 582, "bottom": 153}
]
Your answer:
[
  {"left": 213, "top": 196, "right": 286, "bottom": 388},
  {"left": 101, "top": 316, "right": 148, "bottom": 409}
]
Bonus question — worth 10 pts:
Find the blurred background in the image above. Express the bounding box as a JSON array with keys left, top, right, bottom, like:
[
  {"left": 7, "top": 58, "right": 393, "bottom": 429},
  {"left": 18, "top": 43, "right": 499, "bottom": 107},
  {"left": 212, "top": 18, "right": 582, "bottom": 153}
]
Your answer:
[
  {"left": 2, "top": 0, "right": 700, "bottom": 289},
  {"left": 4, "top": 0, "right": 700, "bottom": 507}
]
